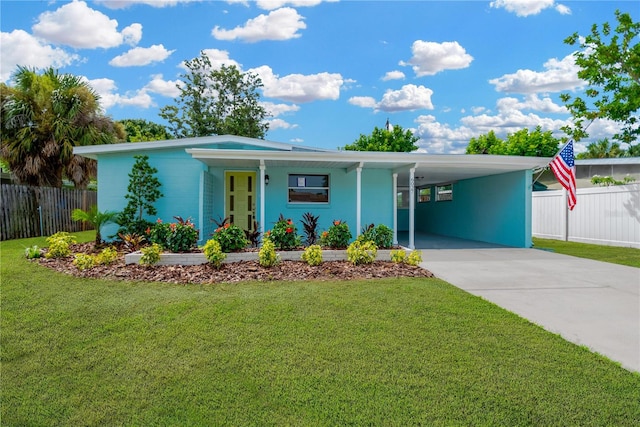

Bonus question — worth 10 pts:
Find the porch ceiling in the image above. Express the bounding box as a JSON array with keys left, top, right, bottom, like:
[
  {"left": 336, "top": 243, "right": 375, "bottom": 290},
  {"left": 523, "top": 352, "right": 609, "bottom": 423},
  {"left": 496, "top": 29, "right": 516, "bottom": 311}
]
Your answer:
[{"left": 186, "top": 148, "right": 551, "bottom": 187}]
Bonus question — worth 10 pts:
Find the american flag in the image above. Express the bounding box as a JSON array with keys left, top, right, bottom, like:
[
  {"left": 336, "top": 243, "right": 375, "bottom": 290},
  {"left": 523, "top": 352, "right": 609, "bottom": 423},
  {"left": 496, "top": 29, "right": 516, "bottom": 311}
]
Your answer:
[{"left": 550, "top": 141, "right": 577, "bottom": 210}]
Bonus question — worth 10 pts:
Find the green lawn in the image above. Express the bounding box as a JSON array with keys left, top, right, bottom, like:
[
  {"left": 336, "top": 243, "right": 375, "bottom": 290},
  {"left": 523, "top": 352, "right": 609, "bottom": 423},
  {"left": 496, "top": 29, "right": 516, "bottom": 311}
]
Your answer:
[
  {"left": 2, "top": 233, "right": 639, "bottom": 426},
  {"left": 533, "top": 237, "right": 640, "bottom": 268}
]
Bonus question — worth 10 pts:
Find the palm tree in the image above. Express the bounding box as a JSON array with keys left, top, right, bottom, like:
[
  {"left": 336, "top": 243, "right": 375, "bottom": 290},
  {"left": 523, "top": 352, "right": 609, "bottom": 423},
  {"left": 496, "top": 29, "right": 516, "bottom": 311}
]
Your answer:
[
  {"left": 1, "top": 66, "right": 124, "bottom": 188},
  {"left": 71, "top": 206, "right": 119, "bottom": 245},
  {"left": 576, "top": 138, "right": 623, "bottom": 159}
]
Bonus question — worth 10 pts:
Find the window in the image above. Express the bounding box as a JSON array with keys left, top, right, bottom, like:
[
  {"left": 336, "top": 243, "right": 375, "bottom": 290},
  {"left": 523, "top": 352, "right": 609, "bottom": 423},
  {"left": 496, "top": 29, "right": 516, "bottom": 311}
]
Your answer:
[
  {"left": 397, "top": 187, "right": 409, "bottom": 208},
  {"left": 288, "top": 174, "right": 329, "bottom": 203},
  {"left": 418, "top": 187, "right": 431, "bottom": 203},
  {"left": 436, "top": 184, "right": 453, "bottom": 201}
]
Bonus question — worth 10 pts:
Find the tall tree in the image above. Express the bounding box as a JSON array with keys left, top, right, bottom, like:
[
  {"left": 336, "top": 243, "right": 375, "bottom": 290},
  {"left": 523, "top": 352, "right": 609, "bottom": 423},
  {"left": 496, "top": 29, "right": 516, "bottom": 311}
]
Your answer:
[
  {"left": 561, "top": 10, "right": 639, "bottom": 149},
  {"left": 466, "top": 127, "right": 560, "bottom": 157},
  {"left": 118, "top": 119, "right": 172, "bottom": 142},
  {"left": 465, "top": 130, "right": 504, "bottom": 154},
  {"left": 344, "top": 123, "right": 418, "bottom": 152},
  {"left": 1, "top": 66, "right": 123, "bottom": 188},
  {"left": 576, "top": 138, "right": 623, "bottom": 159},
  {"left": 159, "top": 52, "right": 269, "bottom": 139}
]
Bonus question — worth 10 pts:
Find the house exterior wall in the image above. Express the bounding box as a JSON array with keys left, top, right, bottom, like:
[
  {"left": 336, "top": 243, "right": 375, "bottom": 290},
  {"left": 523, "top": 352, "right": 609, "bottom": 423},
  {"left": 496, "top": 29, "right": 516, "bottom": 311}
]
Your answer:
[{"left": 415, "top": 170, "right": 533, "bottom": 248}]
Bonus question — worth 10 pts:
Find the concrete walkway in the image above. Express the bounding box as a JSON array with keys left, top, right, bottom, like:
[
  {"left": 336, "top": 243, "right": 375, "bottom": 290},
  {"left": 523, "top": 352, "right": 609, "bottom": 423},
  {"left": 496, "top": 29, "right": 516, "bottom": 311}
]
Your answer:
[{"left": 418, "top": 246, "right": 640, "bottom": 373}]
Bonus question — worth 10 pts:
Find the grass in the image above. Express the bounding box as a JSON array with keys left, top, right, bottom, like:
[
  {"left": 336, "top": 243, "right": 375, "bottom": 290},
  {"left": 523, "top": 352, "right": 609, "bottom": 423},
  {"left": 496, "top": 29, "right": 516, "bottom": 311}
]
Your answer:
[
  {"left": 2, "top": 233, "right": 639, "bottom": 426},
  {"left": 533, "top": 237, "right": 640, "bottom": 268}
]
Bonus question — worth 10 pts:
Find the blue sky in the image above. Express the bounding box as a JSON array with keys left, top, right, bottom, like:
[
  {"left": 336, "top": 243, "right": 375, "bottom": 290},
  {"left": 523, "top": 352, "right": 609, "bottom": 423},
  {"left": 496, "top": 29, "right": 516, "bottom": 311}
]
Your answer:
[{"left": 1, "top": 0, "right": 636, "bottom": 153}]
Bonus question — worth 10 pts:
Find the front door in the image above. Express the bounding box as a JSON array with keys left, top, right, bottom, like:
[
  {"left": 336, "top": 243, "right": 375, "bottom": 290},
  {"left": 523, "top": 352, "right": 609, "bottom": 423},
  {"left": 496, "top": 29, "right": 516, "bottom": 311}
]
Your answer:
[{"left": 225, "top": 171, "right": 256, "bottom": 231}]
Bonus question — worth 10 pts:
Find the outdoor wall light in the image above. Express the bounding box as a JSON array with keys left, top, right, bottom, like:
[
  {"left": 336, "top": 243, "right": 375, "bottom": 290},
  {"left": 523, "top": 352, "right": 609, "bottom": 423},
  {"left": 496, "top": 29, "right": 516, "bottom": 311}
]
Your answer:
[{"left": 265, "top": 174, "right": 270, "bottom": 185}]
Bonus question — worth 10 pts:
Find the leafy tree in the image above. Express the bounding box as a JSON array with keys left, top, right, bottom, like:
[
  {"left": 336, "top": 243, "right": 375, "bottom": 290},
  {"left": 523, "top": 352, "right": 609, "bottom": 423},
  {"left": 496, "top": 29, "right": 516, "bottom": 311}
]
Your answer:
[
  {"left": 576, "top": 138, "right": 624, "bottom": 159},
  {"left": 159, "top": 51, "right": 269, "bottom": 139},
  {"left": 466, "top": 127, "right": 560, "bottom": 157},
  {"left": 71, "top": 205, "right": 118, "bottom": 245},
  {"left": 344, "top": 124, "right": 418, "bottom": 152},
  {"left": 118, "top": 155, "right": 163, "bottom": 235},
  {"left": 118, "top": 119, "right": 172, "bottom": 142},
  {"left": 561, "top": 10, "right": 639, "bottom": 149},
  {"left": 465, "top": 130, "right": 504, "bottom": 154},
  {"left": 0, "top": 66, "right": 124, "bottom": 188}
]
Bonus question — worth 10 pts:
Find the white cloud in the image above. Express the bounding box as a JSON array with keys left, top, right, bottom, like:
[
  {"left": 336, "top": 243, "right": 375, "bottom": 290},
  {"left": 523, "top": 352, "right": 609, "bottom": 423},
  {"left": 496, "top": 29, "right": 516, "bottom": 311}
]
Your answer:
[
  {"left": 349, "top": 85, "right": 434, "bottom": 112},
  {"left": 143, "top": 74, "right": 182, "bottom": 97},
  {"left": 382, "top": 70, "right": 405, "bottom": 81},
  {"left": 348, "top": 96, "right": 378, "bottom": 108},
  {"left": 489, "top": 53, "right": 584, "bottom": 94},
  {"left": 212, "top": 7, "right": 306, "bottom": 42},
  {"left": 121, "top": 23, "right": 143, "bottom": 46},
  {"left": 490, "top": 0, "right": 570, "bottom": 17},
  {"left": 251, "top": 65, "right": 344, "bottom": 103},
  {"left": 400, "top": 40, "right": 473, "bottom": 77},
  {"left": 97, "top": 0, "right": 199, "bottom": 9},
  {"left": 109, "top": 44, "right": 175, "bottom": 67},
  {"left": 262, "top": 101, "right": 300, "bottom": 117},
  {"left": 83, "top": 77, "right": 154, "bottom": 110},
  {"left": 268, "top": 118, "right": 298, "bottom": 130},
  {"left": 413, "top": 114, "right": 476, "bottom": 154},
  {"left": 0, "top": 30, "right": 80, "bottom": 82},
  {"left": 255, "top": 0, "right": 338, "bottom": 10},
  {"left": 496, "top": 94, "right": 566, "bottom": 114},
  {"left": 32, "top": 1, "right": 142, "bottom": 49}
]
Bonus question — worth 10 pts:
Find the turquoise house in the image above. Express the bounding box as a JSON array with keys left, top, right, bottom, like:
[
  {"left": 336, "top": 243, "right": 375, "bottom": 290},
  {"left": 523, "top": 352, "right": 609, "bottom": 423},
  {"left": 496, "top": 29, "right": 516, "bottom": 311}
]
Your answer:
[{"left": 74, "top": 135, "right": 549, "bottom": 248}]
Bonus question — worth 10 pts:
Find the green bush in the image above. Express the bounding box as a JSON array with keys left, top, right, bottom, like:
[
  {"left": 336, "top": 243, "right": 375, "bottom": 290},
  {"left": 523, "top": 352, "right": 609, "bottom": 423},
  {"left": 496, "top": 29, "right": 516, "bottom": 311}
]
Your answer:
[
  {"left": 24, "top": 245, "right": 43, "bottom": 259},
  {"left": 259, "top": 238, "right": 280, "bottom": 267},
  {"left": 202, "top": 239, "right": 226, "bottom": 269},
  {"left": 406, "top": 250, "right": 423, "bottom": 266},
  {"left": 73, "top": 253, "right": 96, "bottom": 271},
  {"left": 212, "top": 223, "right": 248, "bottom": 252},
  {"left": 301, "top": 244, "right": 323, "bottom": 266},
  {"left": 149, "top": 218, "right": 199, "bottom": 253},
  {"left": 96, "top": 247, "right": 119, "bottom": 265},
  {"left": 359, "top": 224, "right": 394, "bottom": 249},
  {"left": 321, "top": 220, "right": 352, "bottom": 249},
  {"left": 347, "top": 240, "right": 377, "bottom": 266},
  {"left": 390, "top": 249, "right": 406, "bottom": 263},
  {"left": 140, "top": 243, "right": 162, "bottom": 266},
  {"left": 45, "top": 232, "right": 77, "bottom": 259},
  {"left": 267, "top": 216, "right": 301, "bottom": 250}
]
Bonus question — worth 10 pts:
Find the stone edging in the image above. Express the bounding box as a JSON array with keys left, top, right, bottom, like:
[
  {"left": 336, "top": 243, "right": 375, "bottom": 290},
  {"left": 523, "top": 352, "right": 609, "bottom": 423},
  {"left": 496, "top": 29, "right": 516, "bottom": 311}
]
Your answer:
[{"left": 125, "top": 249, "right": 395, "bottom": 266}]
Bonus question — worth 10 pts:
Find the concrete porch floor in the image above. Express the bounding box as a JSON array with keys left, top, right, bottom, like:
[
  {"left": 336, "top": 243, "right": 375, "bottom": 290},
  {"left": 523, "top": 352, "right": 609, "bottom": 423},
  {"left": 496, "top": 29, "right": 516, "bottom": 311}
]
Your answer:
[{"left": 397, "top": 231, "right": 509, "bottom": 249}]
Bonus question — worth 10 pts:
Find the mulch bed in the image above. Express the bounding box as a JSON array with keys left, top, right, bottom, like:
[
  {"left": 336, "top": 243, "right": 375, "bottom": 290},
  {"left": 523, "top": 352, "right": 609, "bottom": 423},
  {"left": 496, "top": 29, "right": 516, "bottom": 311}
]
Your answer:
[{"left": 37, "top": 243, "right": 434, "bottom": 285}]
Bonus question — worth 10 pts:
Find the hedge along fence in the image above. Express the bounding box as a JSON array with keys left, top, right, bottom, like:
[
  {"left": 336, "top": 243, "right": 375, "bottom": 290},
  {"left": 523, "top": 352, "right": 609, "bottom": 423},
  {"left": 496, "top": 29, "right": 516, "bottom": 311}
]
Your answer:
[{"left": 1, "top": 184, "right": 97, "bottom": 241}]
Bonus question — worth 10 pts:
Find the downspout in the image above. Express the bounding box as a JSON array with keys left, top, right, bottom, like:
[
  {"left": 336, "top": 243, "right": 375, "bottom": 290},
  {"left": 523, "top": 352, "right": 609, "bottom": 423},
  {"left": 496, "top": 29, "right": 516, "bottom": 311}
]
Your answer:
[
  {"left": 259, "top": 162, "right": 266, "bottom": 237},
  {"left": 409, "top": 167, "right": 415, "bottom": 249},
  {"left": 392, "top": 173, "right": 398, "bottom": 246},
  {"left": 356, "top": 165, "right": 362, "bottom": 236}
]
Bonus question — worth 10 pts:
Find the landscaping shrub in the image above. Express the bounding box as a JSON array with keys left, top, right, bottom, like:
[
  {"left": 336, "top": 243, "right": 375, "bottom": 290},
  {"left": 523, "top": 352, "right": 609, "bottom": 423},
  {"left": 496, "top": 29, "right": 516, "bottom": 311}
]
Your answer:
[
  {"left": 347, "top": 240, "right": 377, "bottom": 265},
  {"left": 148, "top": 217, "right": 198, "bottom": 253},
  {"left": 321, "top": 220, "right": 352, "bottom": 249},
  {"left": 117, "top": 155, "right": 163, "bottom": 236},
  {"left": 73, "top": 253, "right": 96, "bottom": 271},
  {"left": 212, "top": 223, "right": 248, "bottom": 253},
  {"left": 390, "top": 249, "right": 406, "bottom": 263},
  {"left": 259, "top": 238, "right": 280, "bottom": 267},
  {"left": 202, "top": 239, "right": 226, "bottom": 269},
  {"left": 45, "top": 232, "right": 77, "bottom": 258},
  {"left": 96, "top": 247, "right": 119, "bottom": 265},
  {"left": 301, "top": 212, "right": 320, "bottom": 246},
  {"left": 140, "top": 243, "right": 162, "bottom": 266},
  {"left": 358, "top": 223, "right": 393, "bottom": 248},
  {"left": 118, "top": 233, "right": 145, "bottom": 252},
  {"left": 301, "top": 244, "right": 323, "bottom": 266},
  {"left": 24, "top": 245, "right": 42, "bottom": 259},
  {"left": 406, "top": 250, "right": 423, "bottom": 266},
  {"left": 267, "top": 216, "right": 301, "bottom": 250}
]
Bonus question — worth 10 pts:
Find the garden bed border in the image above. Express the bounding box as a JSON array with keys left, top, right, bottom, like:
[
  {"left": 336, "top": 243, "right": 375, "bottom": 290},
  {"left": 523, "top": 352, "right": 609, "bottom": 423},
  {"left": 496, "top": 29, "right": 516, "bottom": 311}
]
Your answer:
[{"left": 125, "top": 249, "right": 395, "bottom": 266}]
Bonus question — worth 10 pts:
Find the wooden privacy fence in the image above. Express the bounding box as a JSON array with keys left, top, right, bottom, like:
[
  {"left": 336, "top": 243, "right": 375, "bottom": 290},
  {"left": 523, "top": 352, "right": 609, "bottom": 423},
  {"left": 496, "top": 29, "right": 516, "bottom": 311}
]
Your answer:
[
  {"left": 1, "top": 184, "right": 97, "bottom": 241},
  {"left": 532, "top": 184, "right": 640, "bottom": 248}
]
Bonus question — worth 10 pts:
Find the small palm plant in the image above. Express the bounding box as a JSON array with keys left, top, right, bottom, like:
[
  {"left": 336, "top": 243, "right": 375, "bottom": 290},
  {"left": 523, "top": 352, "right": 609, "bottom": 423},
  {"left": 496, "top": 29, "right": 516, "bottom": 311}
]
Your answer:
[{"left": 71, "top": 205, "right": 118, "bottom": 245}]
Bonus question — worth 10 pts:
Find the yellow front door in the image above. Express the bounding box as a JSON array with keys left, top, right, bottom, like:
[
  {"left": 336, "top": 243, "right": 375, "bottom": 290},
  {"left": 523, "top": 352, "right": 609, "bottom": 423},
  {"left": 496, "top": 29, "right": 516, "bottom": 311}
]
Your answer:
[{"left": 225, "top": 171, "right": 256, "bottom": 231}]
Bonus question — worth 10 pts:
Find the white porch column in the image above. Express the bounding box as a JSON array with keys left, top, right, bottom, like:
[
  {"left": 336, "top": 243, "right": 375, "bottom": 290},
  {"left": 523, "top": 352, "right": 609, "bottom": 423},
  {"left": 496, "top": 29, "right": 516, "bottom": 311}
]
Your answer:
[
  {"left": 409, "top": 167, "right": 415, "bottom": 249},
  {"left": 356, "top": 166, "right": 362, "bottom": 236},
  {"left": 259, "top": 163, "right": 266, "bottom": 236},
  {"left": 392, "top": 173, "right": 398, "bottom": 245}
]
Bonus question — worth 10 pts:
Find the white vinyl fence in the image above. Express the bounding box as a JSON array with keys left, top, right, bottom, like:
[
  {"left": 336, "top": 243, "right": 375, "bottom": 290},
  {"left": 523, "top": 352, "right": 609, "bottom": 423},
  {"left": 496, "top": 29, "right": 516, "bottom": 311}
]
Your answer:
[{"left": 532, "top": 184, "right": 640, "bottom": 248}]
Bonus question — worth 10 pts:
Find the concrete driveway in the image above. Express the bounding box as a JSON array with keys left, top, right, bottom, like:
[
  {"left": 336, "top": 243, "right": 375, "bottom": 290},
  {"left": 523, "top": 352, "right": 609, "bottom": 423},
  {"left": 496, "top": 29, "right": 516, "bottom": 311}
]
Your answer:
[{"left": 419, "top": 247, "right": 640, "bottom": 372}]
